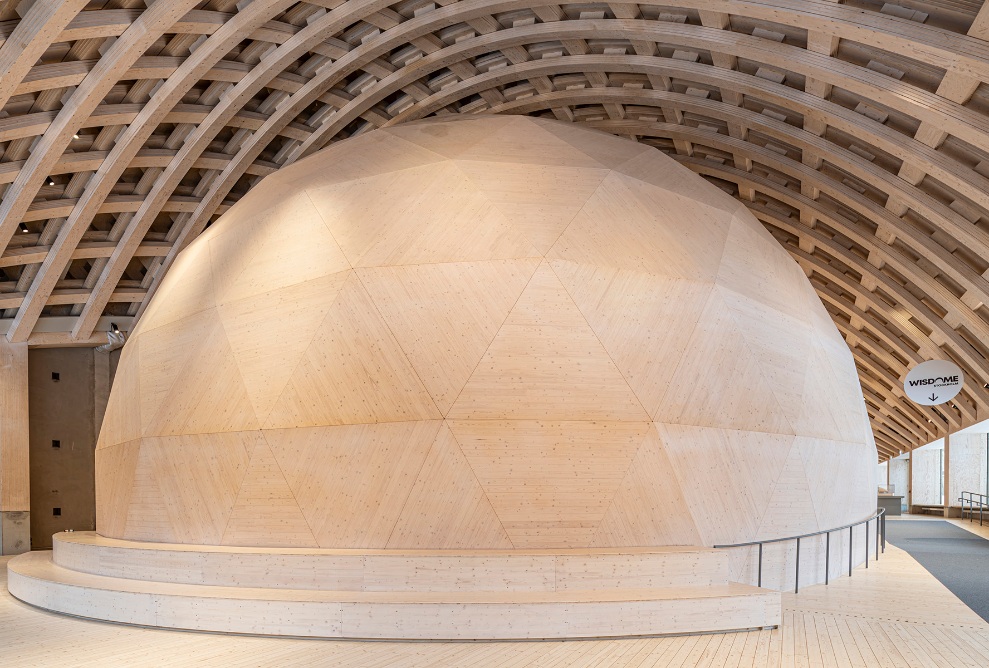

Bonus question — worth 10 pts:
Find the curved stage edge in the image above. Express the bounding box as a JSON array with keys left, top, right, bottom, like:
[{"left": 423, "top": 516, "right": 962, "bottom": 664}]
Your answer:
[{"left": 6, "top": 533, "right": 780, "bottom": 639}]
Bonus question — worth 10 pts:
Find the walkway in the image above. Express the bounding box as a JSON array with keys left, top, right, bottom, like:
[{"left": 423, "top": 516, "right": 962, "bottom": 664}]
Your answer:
[{"left": 886, "top": 518, "right": 989, "bottom": 622}]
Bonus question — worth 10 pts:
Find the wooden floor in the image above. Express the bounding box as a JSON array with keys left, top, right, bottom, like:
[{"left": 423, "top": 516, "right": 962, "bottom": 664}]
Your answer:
[{"left": 3, "top": 530, "right": 989, "bottom": 666}]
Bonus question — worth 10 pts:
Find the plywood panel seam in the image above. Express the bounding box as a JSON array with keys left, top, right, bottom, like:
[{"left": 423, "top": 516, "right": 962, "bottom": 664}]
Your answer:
[
  {"left": 439, "top": 259, "right": 542, "bottom": 419},
  {"left": 716, "top": 286, "right": 800, "bottom": 438},
  {"left": 381, "top": 427, "right": 448, "bottom": 549},
  {"left": 751, "top": 438, "right": 800, "bottom": 540},
  {"left": 256, "top": 275, "right": 362, "bottom": 428},
  {"left": 352, "top": 270, "right": 444, "bottom": 420},
  {"left": 546, "top": 260, "right": 652, "bottom": 421},
  {"left": 139, "top": 313, "right": 219, "bottom": 436},
  {"left": 302, "top": 189, "right": 357, "bottom": 273},
  {"left": 452, "top": 159, "right": 611, "bottom": 258},
  {"left": 441, "top": 425, "right": 516, "bottom": 549}
]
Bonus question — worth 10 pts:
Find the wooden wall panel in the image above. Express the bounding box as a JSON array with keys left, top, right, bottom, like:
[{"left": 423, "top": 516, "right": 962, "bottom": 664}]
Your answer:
[
  {"left": 453, "top": 161, "right": 609, "bottom": 254},
  {"left": 358, "top": 259, "right": 538, "bottom": 415},
  {"left": 264, "top": 275, "right": 441, "bottom": 429},
  {"left": 592, "top": 426, "right": 703, "bottom": 547},
  {"left": 658, "top": 424, "right": 794, "bottom": 546},
  {"left": 653, "top": 290, "right": 795, "bottom": 435},
  {"left": 266, "top": 421, "right": 440, "bottom": 548},
  {"left": 218, "top": 272, "right": 348, "bottom": 424},
  {"left": 447, "top": 263, "right": 650, "bottom": 422},
  {"left": 211, "top": 193, "right": 351, "bottom": 306},
  {"left": 551, "top": 260, "right": 712, "bottom": 419},
  {"left": 94, "top": 440, "right": 140, "bottom": 539},
  {"left": 546, "top": 173, "right": 730, "bottom": 282},
  {"left": 220, "top": 438, "right": 317, "bottom": 548},
  {"left": 387, "top": 424, "right": 513, "bottom": 549},
  {"left": 450, "top": 420, "right": 650, "bottom": 548}
]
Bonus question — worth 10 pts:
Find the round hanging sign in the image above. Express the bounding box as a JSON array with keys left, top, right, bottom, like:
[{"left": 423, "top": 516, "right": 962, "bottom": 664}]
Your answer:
[{"left": 904, "top": 360, "right": 964, "bottom": 406}]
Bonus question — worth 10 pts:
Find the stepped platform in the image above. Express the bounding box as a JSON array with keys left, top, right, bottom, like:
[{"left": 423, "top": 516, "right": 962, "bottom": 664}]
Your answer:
[{"left": 6, "top": 533, "right": 780, "bottom": 639}]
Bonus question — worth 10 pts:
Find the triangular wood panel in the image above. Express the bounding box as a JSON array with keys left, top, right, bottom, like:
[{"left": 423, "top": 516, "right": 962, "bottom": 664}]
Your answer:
[
  {"left": 219, "top": 271, "right": 350, "bottom": 424},
  {"left": 657, "top": 423, "right": 793, "bottom": 546},
  {"left": 211, "top": 192, "right": 351, "bottom": 305},
  {"left": 264, "top": 274, "right": 441, "bottom": 429},
  {"left": 137, "top": 309, "right": 216, "bottom": 436},
  {"left": 547, "top": 173, "right": 730, "bottom": 282},
  {"left": 814, "top": 331, "right": 871, "bottom": 444},
  {"left": 383, "top": 116, "right": 516, "bottom": 160},
  {"left": 141, "top": 432, "right": 256, "bottom": 545},
  {"left": 95, "top": 440, "right": 141, "bottom": 539},
  {"left": 449, "top": 420, "right": 651, "bottom": 548},
  {"left": 716, "top": 213, "right": 812, "bottom": 322},
  {"left": 591, "top": 425, "right": 702, "bottom": 547},
  {"left": 447, "top": 263, "right": 649, "bottom": 421},
  {"left": 718, "top": 285, "right": 814, "bottom": 427},
  {"left": 454, "top": 160, "right": 609, "bottom": 254},
  {"left": 358, "top": 259, "right": 539, "bottom": 416},
  {"left": 754, "top": 441, "right": 819, "bottom": 540},
  {"left": 654, "top": 289, "right": 796, "bottom": 434},
  {"left": 791, "top": 342, "right": 855, "bottom": 442},
  {"left": 387, "top": 423, "right": 513, "bottom": 549},
  {"left": 123, "top": 439, "right": 178, "bottom": 542},
  {"left": 266, "top": 421, "right": 441, "bottom": 548},
  {"left": 796, "top": 436, "right": 877, "bottom": 530},
  {"left": 537, "top": 119, "right": 652, "bottom": 169},
  {"left": 307, "top": 162, "right": 539, "bottom": 268},
  {"left": 97, "top": 335, "right": 141, "bottom": 449},
  {"left": 614, "top": 149, "right": 743, "bottom": 215},
  {"left": 136, "top": 237, "right": 217, "bottom": 334},
  {"left": 220, "top": 436, "right": 318, "bottom": 547},
  {"left": 144, "top": 311, "right": 260, "bottom": 437},
  {"left": 552, "top": 260, "right": 713, "bottom": 420},
  {"left": 288, "top": 128, "right": 447, "bottom": 190},
  {"left": 449, "top": 116, "right": 613, "bottom": 168}
]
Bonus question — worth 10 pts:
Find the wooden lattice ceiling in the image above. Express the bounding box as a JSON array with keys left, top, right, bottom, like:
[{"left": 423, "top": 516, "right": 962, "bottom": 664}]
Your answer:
[{"left": 2, "top": 0, "right": 989, "bottom": 460}]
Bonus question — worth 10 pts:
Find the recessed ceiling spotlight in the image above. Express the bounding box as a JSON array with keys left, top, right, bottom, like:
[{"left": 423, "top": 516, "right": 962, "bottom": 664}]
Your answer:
[
  {"left": 48, "top": 178, "right": 55, "bottom": 186},
  {"left": 72, "top": 133, "right": 79, "bottom": 139},
  {"left": 18, "top": 223, "right": 29, "bottom": 233}
]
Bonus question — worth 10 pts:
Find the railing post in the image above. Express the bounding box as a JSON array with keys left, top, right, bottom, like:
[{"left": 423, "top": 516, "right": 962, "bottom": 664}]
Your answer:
[
  {"left": 758, "top": 543, "right": 763, "bottom": 588},
  {"left": 882, "top": 513, "right": 885, "bottom": 553},
  {"left": 849, "top": 526, "right": 853, "bottom": 577},
  {"left": 865, "top": 520, "right": 869, "bottom": 568},
  {"left": 795, "top": 537, "right": 800, "bottom": 594},
  {"left": 825, "top": 531, "right": 830, "bottom": 585},
  {"left": 875, "top": 515, "right": 880, "bottom": 560}
]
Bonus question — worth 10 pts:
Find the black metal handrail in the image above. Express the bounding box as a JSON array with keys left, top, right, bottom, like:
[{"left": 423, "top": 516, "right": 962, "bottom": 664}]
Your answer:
[
  {"left": 713, "top": 507, "right": 886, "bottom": 594},
  {"left": 959, "top": 491, "right": 989, "bottom": 526}
]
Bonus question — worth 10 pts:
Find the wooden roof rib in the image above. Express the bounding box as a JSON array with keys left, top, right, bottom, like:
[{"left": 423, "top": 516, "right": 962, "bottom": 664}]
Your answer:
[{"left": 2, "top": 0, "right": 989, "bottom": 458}]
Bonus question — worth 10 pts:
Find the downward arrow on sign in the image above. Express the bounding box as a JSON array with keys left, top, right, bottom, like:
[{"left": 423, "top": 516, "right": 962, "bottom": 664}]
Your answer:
[{"left": 929, "top": 393, "right": 939, "bottom": 402}]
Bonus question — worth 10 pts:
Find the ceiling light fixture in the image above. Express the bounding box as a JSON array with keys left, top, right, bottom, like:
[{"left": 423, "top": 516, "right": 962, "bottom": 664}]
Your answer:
[{"left": 18, "top": 223, "right": 28, "bottom": 233}]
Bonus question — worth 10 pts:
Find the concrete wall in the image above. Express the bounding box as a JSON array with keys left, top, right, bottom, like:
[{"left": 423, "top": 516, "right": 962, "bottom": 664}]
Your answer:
[
  {"left": 949, "top": 433, "right": 988, "bottom": 504},
  {"left": 890, "top": 456, "right": 910, "bottom": 506},
  {"left": 911, "top": 444, "right": 943, "bottom": 506},
  {"left": 28, "top": 348, "right": 115, "bottom": 549}
]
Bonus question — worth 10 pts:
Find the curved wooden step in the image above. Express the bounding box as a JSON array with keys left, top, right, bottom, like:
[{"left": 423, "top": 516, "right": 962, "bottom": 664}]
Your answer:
[{"left": 8, "top": 549, "right": 780, "bottom": 639}]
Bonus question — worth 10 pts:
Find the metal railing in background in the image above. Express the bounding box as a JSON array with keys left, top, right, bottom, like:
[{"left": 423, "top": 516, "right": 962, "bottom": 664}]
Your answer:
[
  {"left": 713, "top": 508, "right": 886, "bottom": 594},
  {"left": 960, "top": 491, "right": 989, "bottom": 526}
]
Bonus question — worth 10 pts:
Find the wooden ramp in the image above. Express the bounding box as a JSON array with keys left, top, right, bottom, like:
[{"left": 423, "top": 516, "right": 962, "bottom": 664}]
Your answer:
[{"left": 6, "top": 532, "right": 779, "bottom": 639}]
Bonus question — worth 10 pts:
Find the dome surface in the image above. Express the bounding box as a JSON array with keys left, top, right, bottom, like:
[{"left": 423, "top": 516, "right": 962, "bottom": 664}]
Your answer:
[{"left": 96, "top": 116, "right": 877, "bottom": 549}]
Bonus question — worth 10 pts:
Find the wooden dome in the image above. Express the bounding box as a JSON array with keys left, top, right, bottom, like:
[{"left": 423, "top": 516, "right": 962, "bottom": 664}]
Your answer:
[{"left": 95, "top": 116, "right": 876, "bottom": 549}]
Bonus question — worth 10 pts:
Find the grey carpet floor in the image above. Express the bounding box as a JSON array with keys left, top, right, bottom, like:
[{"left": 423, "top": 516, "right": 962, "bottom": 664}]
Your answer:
[{"left": 884, "top": 519, "right": 989, "bottom": 622}]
